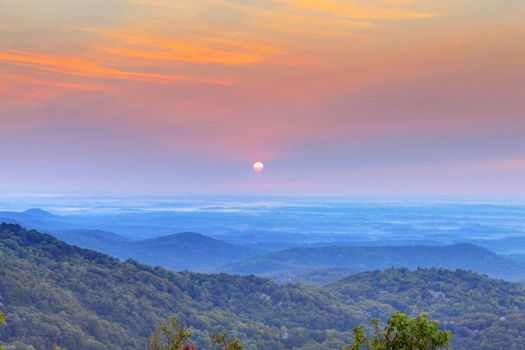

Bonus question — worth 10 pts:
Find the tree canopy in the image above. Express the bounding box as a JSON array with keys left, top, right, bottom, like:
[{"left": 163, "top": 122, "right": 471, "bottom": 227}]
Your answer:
[
  {"left": 146, "top": 317, "right": 242, "bottom": 350},
  {"left": 345, "top": 312, "right": 451, "bottom": 350},
  {"left": 1, "top": 311, "right": 5, "bottom": 350}
]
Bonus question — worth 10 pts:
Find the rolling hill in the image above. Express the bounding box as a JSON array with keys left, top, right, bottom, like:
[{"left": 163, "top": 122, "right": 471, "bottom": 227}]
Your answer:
[
  {"left": 0, "top": 210, "right": 262, "bottom": 271},
  {"left": 51, "top": 229, "right": 129, "bottom": 251},
  {"left": 36, "top": 227, "right": 525, "bottom": 279},
  {"left": 120, "top": 232, "right": 262, "bottom": 270},
  {"left": 0, "top": 208, "right": 73, "bottom": 231},
  {"left": 221, "top": 243, "right": 525, "bottom": 283},
  {"left": 51, "top": 230, "right": 262, "bottom": 271}
]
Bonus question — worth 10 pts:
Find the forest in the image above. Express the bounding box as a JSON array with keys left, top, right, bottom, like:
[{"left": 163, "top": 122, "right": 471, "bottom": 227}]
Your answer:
[{"left": 1, "top": 223, "right": 525, "bottom": 349}]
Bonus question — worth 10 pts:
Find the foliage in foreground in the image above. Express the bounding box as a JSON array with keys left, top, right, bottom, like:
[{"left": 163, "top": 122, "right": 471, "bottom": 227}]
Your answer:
[
  {"left": 345, "top": 312, "right": 451, "bottom": 350},
  {"left": 1, "top": 311, "right": 4, "bottom": 350},
  {"left": 2, "top": 312, "right": 449, "bottom": 350},
  {"left": 147, "top": 317, "right": 242, "bottom": 350},
  {"left": 146, "top": 314, "right": 449, "bottom": 350}
]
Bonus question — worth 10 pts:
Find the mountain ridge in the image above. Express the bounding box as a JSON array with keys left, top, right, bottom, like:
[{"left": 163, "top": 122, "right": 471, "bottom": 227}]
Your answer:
[{"left": 222, "top": 242, "right": 525, "bottom": 283}]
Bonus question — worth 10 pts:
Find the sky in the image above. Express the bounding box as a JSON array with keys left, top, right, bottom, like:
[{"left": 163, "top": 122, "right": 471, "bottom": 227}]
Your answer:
[{"left": 0, "top": 0, "right": 524, "bottom": 195}]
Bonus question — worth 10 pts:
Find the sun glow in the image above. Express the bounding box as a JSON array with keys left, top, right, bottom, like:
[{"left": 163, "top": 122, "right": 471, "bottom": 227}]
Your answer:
[{"left": 253, "top": 161, "right": 264, "bottom": 172}]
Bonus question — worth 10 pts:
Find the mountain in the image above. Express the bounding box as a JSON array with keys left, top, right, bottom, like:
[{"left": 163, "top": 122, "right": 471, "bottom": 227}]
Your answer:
[
  {"left": 0, "top": 210, "right": 261, "bottom": 270},
  {"left": 462, "top": 236, "right": 525, "bottom": 255},
  {"left": 120, "top": 232, "right": 262, "bottom": 270},
  {"left": 54, "top": 229, "right": 127, "bottom": 242},
  {"left": 51, "top": 229, "right": 129, "bottom": 251},
  {"left": 241, "top": 239, "right": 445, "bottom": 254},
  {"left": 21, "top": 208, "right": 55, "bottom": 218},
  {"left": 2, "top": 224, "right": 525, "bottom": 349},
  {"left": 50, "top": 230, "right": 261, "bottom": 271},
  {"left": 0, "top": 209, "right": 71, "bottom": 231},
  {"left": 4, "top": 208, "right": 523, "bottom": 281},
  {"left": 222, "top": 243, "right": 525, "bottom": 283}
]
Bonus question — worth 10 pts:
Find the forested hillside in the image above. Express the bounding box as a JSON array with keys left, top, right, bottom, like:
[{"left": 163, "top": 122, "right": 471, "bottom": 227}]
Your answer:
[
  {"left": 1, "top": 223, "right": 525, "bottom": 350},
  {"left": 326, "top": 269, "right": 525, "bottom": 350},
  {"left": 0, "top": 223, "right": 360, "bottom": 350}
]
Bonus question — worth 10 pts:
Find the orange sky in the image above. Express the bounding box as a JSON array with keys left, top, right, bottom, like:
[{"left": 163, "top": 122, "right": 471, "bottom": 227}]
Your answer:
[{"left": 1, "top": 0, "right": 524, "bottom": 195}]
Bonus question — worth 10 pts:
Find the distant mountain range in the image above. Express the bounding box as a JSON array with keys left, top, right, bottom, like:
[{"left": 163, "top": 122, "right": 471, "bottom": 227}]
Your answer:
[
  {"left": 1, "top": 209, "right": 525, "bottom": 283},
  {"left": 20, "top": 223, "right": 525, "bottom": 283},
  {"left": 120, "top": 232, "right": 262, "bottom": 270},
  {"left": 1, "top": 223, "right": 525, "bottom": 350},
  {"left": 221, "top": 243, "right": 525, "bottom": 283},
  {"left": 51, "top": 229, "right": 261, "bottom": 271},
  {"left": 0, "top": 209, "right": 262, "bottom": 270},
  {"left": 0, "top": 208, "right": 72, "bottom": 231}
]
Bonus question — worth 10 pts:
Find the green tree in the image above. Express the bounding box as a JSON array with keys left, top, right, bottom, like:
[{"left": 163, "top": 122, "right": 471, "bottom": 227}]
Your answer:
[
  {"left": 147, "top": 316, "right": 243, "bottom": 350},
  {"left": 1, "top": 311, "right": 5, "bottom": 350},
  {"left": 147, "top": 317, "right": 194, "bottom": 350},
  {"left": 211, "top": 332, "right": 243, "bottom": 350},
  {"left": 345, "top": 312, "right": 451, "bottom": 350}
]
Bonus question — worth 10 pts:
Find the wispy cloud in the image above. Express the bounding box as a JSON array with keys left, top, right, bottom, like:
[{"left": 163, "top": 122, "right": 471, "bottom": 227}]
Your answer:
[
  {"left": 284, "top": 0, "right": 436, "bottom": 20},
  {"left": 3, "top": 73, "right": 104, "bottom": 91},
  {"left": 93, "top": 29, "right": 278, "bottom": 65},
  {"left": 0, "top": 50, "right": 231, "bottom": 85}
]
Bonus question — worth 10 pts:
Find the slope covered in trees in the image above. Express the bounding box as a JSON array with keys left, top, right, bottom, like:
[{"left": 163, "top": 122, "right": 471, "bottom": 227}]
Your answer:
[
  {"left": 1, "top": 224, "right": 525, "bottom": 349},
  {"left": 326, "top": 269, "right": 525, "bottom": 350},
  {"left": 0, "top": 223, "right": 360, "bottom": 350}
]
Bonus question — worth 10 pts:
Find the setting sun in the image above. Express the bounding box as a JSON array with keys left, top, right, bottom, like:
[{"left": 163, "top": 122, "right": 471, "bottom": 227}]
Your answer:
[{"left": 253, "top": 161, "right": 264, "bottom": 172}]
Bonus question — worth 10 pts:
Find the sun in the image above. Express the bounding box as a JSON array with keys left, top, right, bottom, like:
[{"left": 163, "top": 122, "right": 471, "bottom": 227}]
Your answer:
[{"left": 253, "top": 161, "right": 264, "bottom": 172}]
